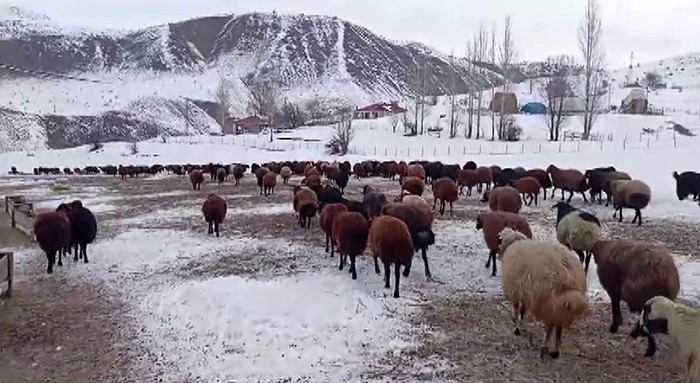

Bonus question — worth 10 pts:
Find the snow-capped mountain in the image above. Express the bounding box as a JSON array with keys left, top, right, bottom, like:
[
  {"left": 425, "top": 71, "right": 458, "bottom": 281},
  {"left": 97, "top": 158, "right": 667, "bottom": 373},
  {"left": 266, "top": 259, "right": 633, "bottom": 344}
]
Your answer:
[{"left": 0, "top": 8, "right": 496, "bottom": 152}]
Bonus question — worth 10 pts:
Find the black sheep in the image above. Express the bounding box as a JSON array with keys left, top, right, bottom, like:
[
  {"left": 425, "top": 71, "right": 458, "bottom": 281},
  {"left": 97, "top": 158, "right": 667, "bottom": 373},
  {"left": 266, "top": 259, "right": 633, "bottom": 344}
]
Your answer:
[
  {"left": 585, "top": 166, "right": 617, "bottom": 204},
  {"left": 441, "top": 164, "right": 460, "bottom": 182},
  {"left": 672, "top": 171, "right": 700, "bottom": 201},
  {"left": 67, "top": 200, "right": 98, "bottom": 263},
  {"left": 331, "top": 171, "right": 350, "bottom": 193},
  {"left": 495, "top": 168, "right": 519, "bottom": 187},
  {"left": 319, "top": 185, "right": 344, "bottom": 212}
]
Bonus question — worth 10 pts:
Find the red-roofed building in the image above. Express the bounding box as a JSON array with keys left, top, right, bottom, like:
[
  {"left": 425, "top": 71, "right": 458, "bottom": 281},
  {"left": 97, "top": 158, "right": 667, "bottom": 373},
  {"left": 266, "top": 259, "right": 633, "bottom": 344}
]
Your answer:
[
  {"left": 233, "top": 115, "right": 269, "bottom": 134},
  {"left": 354, "top": 101, "right": 408, "bottom": 120}
]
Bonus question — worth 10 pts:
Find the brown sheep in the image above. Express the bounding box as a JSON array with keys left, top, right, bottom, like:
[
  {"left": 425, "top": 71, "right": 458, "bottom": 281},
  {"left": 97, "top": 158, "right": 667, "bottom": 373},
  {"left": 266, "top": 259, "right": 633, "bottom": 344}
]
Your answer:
[
  {"left": 406, "top": 164, "right": 426, "bottom": 180},
  {"left": 610, "top": 179, "right": 652, "bottom": 225},
  {"left": 232, "top": 165, "right": 247, "bottom": 186},
  {"left": 369, "top": 215, "right": 414, "bottom": 298},
  {"left": 305, "top": 166, "right": 320, "bottom": 178},
  {"left": 484, "top": 186, "right": 522, "bottom": 213},
  {"left": 202, "top": 194, "right": 227, "bottom": 237},
  {"left": 475, "top": 211, "right": 532, "bottom": 276},
  {"left": 34, "top": 212, "right": 71, "bottom": 274},
  {"left": 590, "top": 240, "right": 680, "bottom": 357},
  {"left": 431, "top": 177, "right": 459, "bottom": 216},
  {"left": 523, "top": 168, "right": 552, "bottom": 200},
  {"left": 352, "top": 163, "right": 365, "bottom": 179},
  {"left": 293, "top": 186, "right": 319, "bottom": 228},
  {"left": 510, "top": 176, "right": 542, "bottom": 206},
  {"left": 489, "top": 165, "right": 501, "bottom": 189},
  {"left": 262, "top": 172, "right": 277, "bottom": 196},
  {"left": 320, "top": 203, "right": 348, "bottom": 256},
  {"left": 362, "top": 189, "right": 388, "bottom": 220},
  {"left": 189, "top": 170, "right": 204, "bottom": 190},
  {"left": 216, "top": 168, "right": 226, "bottom": 185},
  {"left": 401, "top": 176, "right": 425, "bottom": 196},
  {"left": 381, "top": 203, "right": 436, "bottom": 280},
  {"left": 280, "top": 166, "right": 293, "bottom": 185},
  {"left": 546, "top": 164, "right": 589, "bottom": 203},
  {"left": 456, "top": 169, "right": 478, "bottom": 196},
  {"left": 475, "top": 166, "right": 493, "bottom": 193},
  {"left": 332, "top": 212, "right": 370, "bottom": 280},
  {"left": 602, "top": 171, "right": 632, "bottom": 206}
]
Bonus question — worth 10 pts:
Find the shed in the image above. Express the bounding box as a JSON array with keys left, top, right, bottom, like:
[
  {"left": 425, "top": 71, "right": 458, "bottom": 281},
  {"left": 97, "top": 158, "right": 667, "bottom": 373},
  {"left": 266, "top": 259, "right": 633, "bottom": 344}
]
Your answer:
[
  {"left": 621, "top": 88, "right": 648, "bottom": 114},
  {"left": 233, "top": 115, "right": 269, "bottom": 134},
  {"left": 520, "top": 102, "right": 547, "bottom": 115},
  {"left": 489, "top": 92, "right": 518, "bottom": 114}
]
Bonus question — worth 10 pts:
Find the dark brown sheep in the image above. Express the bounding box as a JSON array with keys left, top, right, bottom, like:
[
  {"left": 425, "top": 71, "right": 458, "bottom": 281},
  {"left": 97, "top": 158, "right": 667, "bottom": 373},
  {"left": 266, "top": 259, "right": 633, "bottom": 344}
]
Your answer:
[
  {"left": 280, "top": 166, "right": 292, "bottom": 185},
  {"left": 484, "top": 186, "right": 522, "bottom": 213},
  {"left": 591, "top": 240, "right": 680, "bottom": 357},
  {"left": 34, "top": 212, "right": 71, "bottom": 274},
  {"left": 475, "top": 211, "right": 532, "bottom": 276},
  {"left": 431, "top": 177, "right": 459, "bottom": 216},
  {"left": 262, "top": 172, "right": 277, "bottom": 196},
  {"left": 320, "top": 203, "right": 348, "bottom": 256},
  {"left": 456, "top": 169, "right": 478, "bottom": 196},
  {"left": 189, "top": 170, "right": 204, "bottom": 190},
  {"left": 202, "top": 194, "right": 227, "bottom": 237},
  {"left": 255, "top": 167, "right": 270, "bottom": 195},
  {"left": 475, "top": 166, "right": 493, "bottom": 193},
  {"left": 546, "top": 164, "right": 588, "bottom": 203},
  {"left": 293, "top": 186, "right": 319, "bottom": 228},
  {"left": 216, "top": 168, "right": 226, "bottom": 185},
  {"left": 362, "top": 189, "right": 388, "bottom": 220},
  {"left": 352, "top": 163, "right": 365, "bottom": 179},
  {"left": 369, "top": 215, "right": 414, "bottom": 298},
  {"left": 523, "top": 168, "right": 552, "bottom": 200},
  {"left": 232, "top": 165, "right": 247, "bottom": 186},
  {"left": 406, "top": 164, "right": 426, "bottom": 180},
  {"left": 332, "top": 212, "right": 370, "bottom": 280},
  {"left": 401, "top": 176, "right": 425, "bottom": 196},
  {"left": 510, "top": 176, "right": 542, "bottom": 206},
  {"left": 381, "top": 203, "right": 436, "bottom": 280}
]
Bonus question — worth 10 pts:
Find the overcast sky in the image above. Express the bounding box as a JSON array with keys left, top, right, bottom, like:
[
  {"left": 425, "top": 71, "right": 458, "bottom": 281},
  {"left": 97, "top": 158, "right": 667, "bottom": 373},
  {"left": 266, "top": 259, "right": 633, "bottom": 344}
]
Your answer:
[{"left": 5, "top": 0, "right": 699, "bottom": 68}]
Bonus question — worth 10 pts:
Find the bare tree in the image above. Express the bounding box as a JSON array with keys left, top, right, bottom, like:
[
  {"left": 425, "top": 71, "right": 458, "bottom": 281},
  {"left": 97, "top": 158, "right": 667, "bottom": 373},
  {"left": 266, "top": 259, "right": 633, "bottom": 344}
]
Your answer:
[
  {"left": 540, "top": 55, "right": 575, "bottom": 141},
  {"left": 473, "top": 24, "right": 489, "bottom": 139},
  {"left": 277, "top": 101, "right": 307, "bottom": 129},
  {"left": 645, "top": 71, "right": 663, "bottom": 91},
  {"left": 214, "top": 76, "right": 232, "bottom": 132},
  {"left": 326, "top": 115, "right": 355, "bottom": 155},
  {"left": 390, "top": 112, "right": 400, "bottom": 133},
  {"left": 578, "top": 0, "right": 606, "bottom": 140},
  {"left": 248, "top": 80, "right": 280, "bottom": 142},
  {"left": 464, "top": 42, "right": 474, "bottom": 139},
  {"left": 401, "top": 109, "right": 416, "bottom": 135},
  {"left": 489, "top": 24, "right": 498, "bottom": 141},
  {"left": 449, "top": 52, "right": 459, "bottom": 139},
  {"left": 498, "top": 16, "right": 517, "bottom": 140}
]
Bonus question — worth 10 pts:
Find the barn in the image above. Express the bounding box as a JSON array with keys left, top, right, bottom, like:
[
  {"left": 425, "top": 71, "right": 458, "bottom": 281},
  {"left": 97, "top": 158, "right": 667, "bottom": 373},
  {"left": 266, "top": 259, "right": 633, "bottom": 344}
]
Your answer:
[{"left": 354, "top": 101, "right": 407, "bottom": 119}]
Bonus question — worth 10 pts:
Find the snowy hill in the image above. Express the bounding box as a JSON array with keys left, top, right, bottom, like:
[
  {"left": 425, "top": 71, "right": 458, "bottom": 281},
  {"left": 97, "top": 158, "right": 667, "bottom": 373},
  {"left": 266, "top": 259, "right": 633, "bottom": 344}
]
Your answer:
[{"left": 0, "top": 7, "right": 494, "bottom": 152}]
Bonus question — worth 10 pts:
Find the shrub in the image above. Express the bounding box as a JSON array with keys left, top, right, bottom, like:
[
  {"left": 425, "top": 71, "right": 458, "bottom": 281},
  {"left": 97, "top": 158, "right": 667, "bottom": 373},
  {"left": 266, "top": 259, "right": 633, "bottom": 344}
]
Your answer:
[{"left": 326, "top": 116, "right": 355, "bottom": 155}]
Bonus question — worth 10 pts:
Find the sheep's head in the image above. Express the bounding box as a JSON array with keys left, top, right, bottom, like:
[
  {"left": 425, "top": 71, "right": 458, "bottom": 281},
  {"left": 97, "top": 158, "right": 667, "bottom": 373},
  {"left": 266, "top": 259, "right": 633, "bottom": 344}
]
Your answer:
[
  {"left": 641, "top": 296, "right": 673, "bottom": 336},
  {"left": 70, "top": 200, "right": 83, "bottom": 209},
  {"left": 475, "top": 214, "right": 484, "bottom": 230},
  {"left": 552, "top": 201, "right": 576, "bottom": 224},
  {"left": 497, "top": 227, "right": 528, "bottom": 256}
]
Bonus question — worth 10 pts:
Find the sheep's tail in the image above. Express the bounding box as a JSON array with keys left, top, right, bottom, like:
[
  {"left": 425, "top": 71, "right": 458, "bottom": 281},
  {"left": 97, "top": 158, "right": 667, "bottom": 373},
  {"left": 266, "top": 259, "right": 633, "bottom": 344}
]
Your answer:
[
  {"left": 672, "top": 171, "right": 679, "bottom": 179},
  {"left": 628, "top": 193, "right": 651, "bottom": 209}
]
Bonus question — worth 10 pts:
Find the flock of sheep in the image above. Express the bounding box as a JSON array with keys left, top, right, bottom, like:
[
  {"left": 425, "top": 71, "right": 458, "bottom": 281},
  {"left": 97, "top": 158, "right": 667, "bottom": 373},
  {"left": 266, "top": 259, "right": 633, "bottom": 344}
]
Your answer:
[{"left": 18, "top": 159, "right": 700, "bottom": 382}]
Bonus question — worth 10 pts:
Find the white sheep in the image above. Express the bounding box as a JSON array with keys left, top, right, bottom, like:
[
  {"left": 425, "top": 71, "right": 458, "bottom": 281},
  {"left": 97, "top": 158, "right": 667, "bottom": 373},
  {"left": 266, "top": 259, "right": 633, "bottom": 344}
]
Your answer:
[
  {"left": 553, "top": 201, "right": 601, "bottom": 273},
  {"left": 396, "top": 190, "right": 430, "bottom": 207},
  {"left": 638, "top": 296, "right": 700, "bottom": 382},
  {"left": 498, "top": 227, "right": 589, "bottom": 359}
]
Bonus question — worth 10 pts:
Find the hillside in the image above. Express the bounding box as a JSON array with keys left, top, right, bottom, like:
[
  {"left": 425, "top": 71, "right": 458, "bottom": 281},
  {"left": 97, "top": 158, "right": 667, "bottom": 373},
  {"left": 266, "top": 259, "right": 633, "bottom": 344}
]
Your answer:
[{"left": 0, "top": 7, "right": 499, "bottom": 152}]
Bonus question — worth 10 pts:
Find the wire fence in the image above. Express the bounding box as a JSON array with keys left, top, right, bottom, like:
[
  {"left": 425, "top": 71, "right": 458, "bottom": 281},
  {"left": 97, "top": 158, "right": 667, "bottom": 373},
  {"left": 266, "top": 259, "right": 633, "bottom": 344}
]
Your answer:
[{"left": 163, "top": 130, "right": 697, "bottom": 159}]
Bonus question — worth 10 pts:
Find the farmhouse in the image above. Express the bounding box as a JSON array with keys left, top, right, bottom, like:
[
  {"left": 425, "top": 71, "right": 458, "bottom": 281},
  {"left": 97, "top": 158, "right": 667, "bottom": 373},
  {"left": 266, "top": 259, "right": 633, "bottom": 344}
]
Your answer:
[
  {"left": 233, "top": 115, "right": 269, "bottom": 134},
  {"left": 489, "top": 92, "right": 519, "bottom": 114},
  {"left": 354, "top": 101, "right": 407, "bottom": 119}
]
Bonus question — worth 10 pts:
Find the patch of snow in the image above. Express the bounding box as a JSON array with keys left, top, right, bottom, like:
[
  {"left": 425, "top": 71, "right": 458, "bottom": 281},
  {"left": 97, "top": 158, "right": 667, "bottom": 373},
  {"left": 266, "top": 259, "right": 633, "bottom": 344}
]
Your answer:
[
  {"left": 139, "top": 272, "right": 411, "bottom": 383},
  {"left": 229, "top": 203, "right": 291, "bottom": 216},
  {"left": 335, "top": 19, "right": 349, "bottom": 79}
]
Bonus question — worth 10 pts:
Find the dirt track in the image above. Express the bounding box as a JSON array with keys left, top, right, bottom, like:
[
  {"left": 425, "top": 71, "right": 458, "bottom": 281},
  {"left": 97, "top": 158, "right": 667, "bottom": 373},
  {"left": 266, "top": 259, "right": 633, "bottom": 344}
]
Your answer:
[{"left": 0, "top": 174, "right": 695, "bottom": 382}]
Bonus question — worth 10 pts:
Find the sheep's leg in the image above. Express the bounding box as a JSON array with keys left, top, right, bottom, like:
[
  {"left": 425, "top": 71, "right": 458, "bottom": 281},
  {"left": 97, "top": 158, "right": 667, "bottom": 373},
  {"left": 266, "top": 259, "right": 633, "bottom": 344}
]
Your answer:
[
  {"left": 550, "top": 326, "right": 562, "bottom": 359},
  {"left": 468, "top": 186, "right": 472, "bottom": 196},
  {"left": 449, "top": 201, "right": 454, "bottom": 217},
  {"left": 634, "top": 209, "right": 643, "bottom": 226},
  {"left": 330, "top": 239, "right": 335, "bottom": 258},
  {"left": 575, "top": 249, "right": 585, "bottom": 265},
  {"left": 349, "top": 254, "right": 357, "bottom": 280},
  {"left": 325, "top": 233, "right": 330, "bottom": 253},
  {"left": 338, "top": 252, "right": 345, "bottom": 270},
  {"left": 534, "top": 193, "right": 539, "bottom": 206},
  {"left": 540, "top": 324, "right": 554, "bottom": 359},
  {"left": 560, "top": 189, "right": 565, "bottom": 201},
  {"left": 393, "top": 262, "right": 401, "bottom": 298},
  {"left": 459, "top": 185, "right": 463, "bottom": 196},
  {"left": 58, "top": 249, "right": 63, "bottom": 267},
  {"left": 74, "top": 243, "right": 79, "bottom": 261},
  {"left": 584, "top": 251, "right": 592, "bottom": 273},
  {"left": 374, "top": 255, "right": 380, "bottom": 274},
  {"left": 402, "top": 259, "right": 411, "bottom": 277},
  {"left": 551, "top": 187, "right": 557, "bottom": 199},
  {"left": 617, "top": 207, "right": 623, "bottom": 222},
  {"left": 477, "top": 183, "right": 483, "bottom": 193},
  {"left": 432, "top": 198, "right": 437, "bottom": 211},
  {"left": 643, "top": 333, "right": 658, "bottom": 358},
  {"left": 46, "top": 251, "right": 55, "bottom": 274},
  {"left": 383, "top": 262, "right": 391, "bottom": 289},
  {"left": 581, "top": 191, "right": 588, "bottom": 203},
  {"left": 81, "top": 244, "right": 88, "bottom": 264},
  {"left": 485, "top": 250, "right": 495, "bottom": 269},
  {"left": 512, "top": 303, "right": 522, "bottom": 335},
  {"left": 421, "top": 248, "right": 432, "bottom": 280},
  {"left": 214, "top": 222, "right": 220, "bottom": 237},
  {"left": 542, "top": 187, "right": 547, "bottom": 200},
  {"left": 208, "top": 221, "right": 213, "bottom": 235},
  {"left": 567, "top": 190, "right": 574, "bottom": 203},
  {"left": 609, "top": 297, "right": 623, "bottom": 333}
]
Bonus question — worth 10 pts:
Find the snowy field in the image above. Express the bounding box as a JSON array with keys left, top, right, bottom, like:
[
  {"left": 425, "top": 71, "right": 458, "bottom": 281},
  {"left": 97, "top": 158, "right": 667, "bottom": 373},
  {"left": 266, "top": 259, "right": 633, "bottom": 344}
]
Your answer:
[{"left": 0, "top": 155, "right": 699, "bottom": 382}]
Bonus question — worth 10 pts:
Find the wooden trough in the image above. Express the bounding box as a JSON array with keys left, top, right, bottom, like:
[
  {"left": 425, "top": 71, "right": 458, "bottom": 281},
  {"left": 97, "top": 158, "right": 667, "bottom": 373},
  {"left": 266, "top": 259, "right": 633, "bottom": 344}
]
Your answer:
[{"left": 0, "top": 252, "right": 13, "bottom": 298}]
